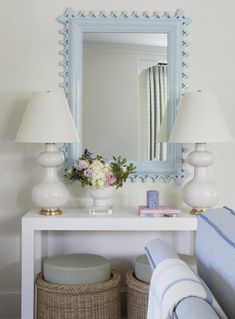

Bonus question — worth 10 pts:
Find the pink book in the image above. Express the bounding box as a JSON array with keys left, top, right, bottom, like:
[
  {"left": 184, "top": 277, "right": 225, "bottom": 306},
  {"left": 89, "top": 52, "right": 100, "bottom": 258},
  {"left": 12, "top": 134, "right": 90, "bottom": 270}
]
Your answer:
[{"left": 139, "top": 205, "right": 180, "bottom": 214}]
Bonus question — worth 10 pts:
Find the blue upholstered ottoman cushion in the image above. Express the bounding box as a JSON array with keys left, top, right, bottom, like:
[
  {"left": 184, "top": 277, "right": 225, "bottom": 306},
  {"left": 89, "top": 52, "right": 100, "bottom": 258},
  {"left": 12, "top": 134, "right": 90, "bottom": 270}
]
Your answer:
[
  {"left": 135, "top": 254, "right": 152, "bottom": 283},
  {"left": 44, "top": 253, "right": 110, "bottom": 285},
  {"left": 196, "top": 207, "right": 235, "bottom": 318}
]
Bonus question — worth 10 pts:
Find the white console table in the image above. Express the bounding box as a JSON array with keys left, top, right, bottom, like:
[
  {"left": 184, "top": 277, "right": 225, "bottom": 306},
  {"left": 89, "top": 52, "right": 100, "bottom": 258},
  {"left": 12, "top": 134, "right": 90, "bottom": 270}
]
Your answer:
[{"left": 21, "top": 208, "right": 197, "bottom": 319}]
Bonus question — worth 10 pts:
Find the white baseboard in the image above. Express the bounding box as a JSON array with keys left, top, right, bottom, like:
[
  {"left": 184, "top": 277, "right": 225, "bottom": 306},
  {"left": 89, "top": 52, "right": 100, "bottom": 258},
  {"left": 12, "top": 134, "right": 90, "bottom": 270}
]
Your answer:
[{"left": 0, "top": 290, "right": 21, "bottom": 319}]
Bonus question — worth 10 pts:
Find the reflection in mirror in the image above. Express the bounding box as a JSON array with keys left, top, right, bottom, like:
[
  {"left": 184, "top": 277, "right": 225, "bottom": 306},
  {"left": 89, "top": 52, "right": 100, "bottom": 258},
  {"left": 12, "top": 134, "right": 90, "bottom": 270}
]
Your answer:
[
  {"left": 139, "top": 62, "right": 167, "bottom": 161},
  {"left": 83, "top": 33, "right": 168, "bottom": 161}
]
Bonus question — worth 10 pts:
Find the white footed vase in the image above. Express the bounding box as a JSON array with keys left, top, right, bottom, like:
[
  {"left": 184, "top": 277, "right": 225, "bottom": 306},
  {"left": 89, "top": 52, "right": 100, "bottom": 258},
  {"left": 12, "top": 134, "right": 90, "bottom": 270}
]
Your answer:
[{"left": 88, "top": 186, "right": 114, "bottom": 215}]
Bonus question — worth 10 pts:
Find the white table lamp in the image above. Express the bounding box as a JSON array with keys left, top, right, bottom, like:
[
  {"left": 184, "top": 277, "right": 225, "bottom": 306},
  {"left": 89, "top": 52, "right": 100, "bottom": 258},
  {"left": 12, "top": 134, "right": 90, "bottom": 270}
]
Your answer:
[
  {"left": 15, "top": 91, "right": 80, "bottom": 215},
  {"left": 169, "top": 90, "right": 233, "bottom": 214}
]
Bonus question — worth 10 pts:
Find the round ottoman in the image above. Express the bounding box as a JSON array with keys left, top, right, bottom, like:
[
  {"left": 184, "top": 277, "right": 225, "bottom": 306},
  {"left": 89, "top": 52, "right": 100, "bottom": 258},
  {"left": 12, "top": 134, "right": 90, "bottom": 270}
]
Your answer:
[
  {"left": 135, "top": 254, "right": 152, "bottom": 284},
  {"left": 126, "top": 255, "right": 151, "bottom": 319},
  {"left": 36, "top": 253, "right": 121, "bottom": 319},
  {"left": 44, "top": 253, "right": 110, "bottom": 285}
]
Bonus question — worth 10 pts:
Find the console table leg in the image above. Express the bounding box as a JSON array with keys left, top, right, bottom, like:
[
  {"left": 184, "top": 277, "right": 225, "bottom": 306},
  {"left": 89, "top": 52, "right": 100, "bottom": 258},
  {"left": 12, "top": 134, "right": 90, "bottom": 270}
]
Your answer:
[{"left": 21, "top": 222, "right": 35, "bottom": 319}]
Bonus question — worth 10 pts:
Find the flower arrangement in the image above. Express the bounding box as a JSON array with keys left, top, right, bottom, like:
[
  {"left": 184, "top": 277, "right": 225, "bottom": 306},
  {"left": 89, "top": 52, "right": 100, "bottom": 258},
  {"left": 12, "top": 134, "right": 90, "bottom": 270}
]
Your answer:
[{"left": 66, "top": 149, "right": 136, "bottom": 189}]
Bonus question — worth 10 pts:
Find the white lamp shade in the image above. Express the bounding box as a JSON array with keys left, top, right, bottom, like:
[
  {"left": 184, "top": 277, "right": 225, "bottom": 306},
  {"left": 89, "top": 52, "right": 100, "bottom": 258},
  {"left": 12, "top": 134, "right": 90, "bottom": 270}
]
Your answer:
[
  {"left": 15, "top": 91, "right": 80, "bottom": 143},
  {"left": 169, "top": 90, "right": 233, "bottom": 143}
]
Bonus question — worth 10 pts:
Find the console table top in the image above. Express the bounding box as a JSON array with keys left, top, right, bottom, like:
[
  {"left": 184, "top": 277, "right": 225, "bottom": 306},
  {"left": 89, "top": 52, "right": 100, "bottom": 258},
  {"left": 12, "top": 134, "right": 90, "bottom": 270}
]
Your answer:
[{"left": 23, "top": 208, "right": 197, "bottom": 231}]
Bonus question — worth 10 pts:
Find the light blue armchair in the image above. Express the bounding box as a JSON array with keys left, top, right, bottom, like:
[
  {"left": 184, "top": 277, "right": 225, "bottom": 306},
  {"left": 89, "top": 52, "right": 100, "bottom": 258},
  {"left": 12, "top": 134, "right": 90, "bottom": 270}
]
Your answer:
[{"left": 145, "top": 207, "right": 235, "bottom": 319}]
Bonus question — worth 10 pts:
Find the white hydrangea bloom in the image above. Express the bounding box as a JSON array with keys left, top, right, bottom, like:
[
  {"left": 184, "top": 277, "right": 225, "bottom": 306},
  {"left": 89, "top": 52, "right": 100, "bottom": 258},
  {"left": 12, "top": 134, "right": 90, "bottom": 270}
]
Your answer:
[{"left": 90, "top": 159, "right": 112, "bottom": 187}]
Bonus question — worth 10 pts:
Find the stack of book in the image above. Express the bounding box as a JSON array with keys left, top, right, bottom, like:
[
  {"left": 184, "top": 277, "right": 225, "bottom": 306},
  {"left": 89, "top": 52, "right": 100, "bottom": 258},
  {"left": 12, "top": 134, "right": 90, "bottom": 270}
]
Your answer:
[{"left": 139, "top": 205, "right": 180, "bottom": 217}]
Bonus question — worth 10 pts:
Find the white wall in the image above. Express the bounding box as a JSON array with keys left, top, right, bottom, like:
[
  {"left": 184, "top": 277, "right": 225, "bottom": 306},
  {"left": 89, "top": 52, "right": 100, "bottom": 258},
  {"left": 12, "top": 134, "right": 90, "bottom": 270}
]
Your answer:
[{"left": 1, "top": 0, "right": 235, "bottom": 318}]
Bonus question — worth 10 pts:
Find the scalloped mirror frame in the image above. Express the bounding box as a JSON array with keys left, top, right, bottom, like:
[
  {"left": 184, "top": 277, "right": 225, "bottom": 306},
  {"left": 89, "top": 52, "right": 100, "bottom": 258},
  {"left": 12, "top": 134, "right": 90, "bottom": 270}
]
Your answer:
[{"left": 58, "top": 8, "right": 191, "bottom": 184}]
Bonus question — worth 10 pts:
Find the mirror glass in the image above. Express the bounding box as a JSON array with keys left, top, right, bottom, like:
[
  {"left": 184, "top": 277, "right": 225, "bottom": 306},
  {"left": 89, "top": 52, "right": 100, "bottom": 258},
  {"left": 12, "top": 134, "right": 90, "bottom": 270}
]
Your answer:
[{"left": 83, "top": 33, "right": 168, "bottom": 162}]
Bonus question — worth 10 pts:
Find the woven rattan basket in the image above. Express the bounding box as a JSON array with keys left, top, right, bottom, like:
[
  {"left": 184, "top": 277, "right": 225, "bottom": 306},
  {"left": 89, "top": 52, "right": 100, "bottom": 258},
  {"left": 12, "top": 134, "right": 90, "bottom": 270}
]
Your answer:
[
  {"left": 126, "top": 270, "right": 150, "bottom": 319},
  {"left": 36, "top": 270, "right": 121, "bottom": 319}
]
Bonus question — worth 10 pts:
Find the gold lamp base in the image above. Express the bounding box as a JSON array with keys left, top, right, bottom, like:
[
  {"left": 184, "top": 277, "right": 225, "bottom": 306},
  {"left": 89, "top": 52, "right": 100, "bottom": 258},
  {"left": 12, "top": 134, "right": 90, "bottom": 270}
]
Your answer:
[
  {"left": 39, "top": 208, "right": 62, "bottom": 216},
  {"left": 190, "top": 208, "right": 206, "bottom": 215}
]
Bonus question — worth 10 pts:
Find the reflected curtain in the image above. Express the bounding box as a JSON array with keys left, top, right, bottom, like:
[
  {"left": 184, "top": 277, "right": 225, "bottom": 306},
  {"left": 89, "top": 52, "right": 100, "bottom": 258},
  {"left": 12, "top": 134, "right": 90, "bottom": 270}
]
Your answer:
[{"left": 147, "top": 63, "right": 167, "bottom": 161}]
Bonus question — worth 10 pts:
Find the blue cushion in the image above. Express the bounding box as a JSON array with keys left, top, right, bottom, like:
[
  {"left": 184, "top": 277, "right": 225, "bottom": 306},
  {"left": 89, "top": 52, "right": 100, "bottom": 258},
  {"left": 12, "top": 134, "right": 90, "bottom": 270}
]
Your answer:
[
  {"left": 145, "top": 239, "right": 179, "bottom": 270},
  {"left": 196, "top": 206, "right": 235, "bottom": 318},
  {"left": 174, "top": 297, "right": 220, "bottom": 319}
]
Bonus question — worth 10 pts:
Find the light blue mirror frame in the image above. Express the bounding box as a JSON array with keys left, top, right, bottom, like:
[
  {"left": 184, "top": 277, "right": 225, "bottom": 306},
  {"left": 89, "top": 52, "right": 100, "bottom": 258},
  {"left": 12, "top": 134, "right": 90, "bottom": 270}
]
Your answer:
[{"left": 58, "top": 8, "right": 191, "bottom": 184}]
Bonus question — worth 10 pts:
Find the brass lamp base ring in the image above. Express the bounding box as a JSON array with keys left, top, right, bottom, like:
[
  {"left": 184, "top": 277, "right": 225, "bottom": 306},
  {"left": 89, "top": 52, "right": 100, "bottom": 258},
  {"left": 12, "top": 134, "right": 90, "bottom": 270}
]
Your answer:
[
  {"left": 39, "top": 208, "right": 62, "bottom": 216},
  {"left": 190, "top": 208, "right": 206, "bottom": 215}
]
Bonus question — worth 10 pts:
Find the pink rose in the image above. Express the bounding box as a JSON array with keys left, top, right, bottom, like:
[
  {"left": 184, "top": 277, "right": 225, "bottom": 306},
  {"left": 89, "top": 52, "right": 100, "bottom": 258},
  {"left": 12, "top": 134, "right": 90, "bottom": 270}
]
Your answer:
[{"left": 106, "top": 171, "right": 117, "bottom": 186}]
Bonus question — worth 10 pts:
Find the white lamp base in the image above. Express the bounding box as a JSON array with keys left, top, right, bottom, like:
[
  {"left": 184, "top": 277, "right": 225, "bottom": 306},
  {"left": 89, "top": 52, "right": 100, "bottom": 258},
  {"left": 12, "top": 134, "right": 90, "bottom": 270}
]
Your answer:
[
  {"left": 183, "top": 143, "right": 219, "bottom": 214},
  {"left": 32, "top": 143, "right": 69, "bottom": 215}
]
